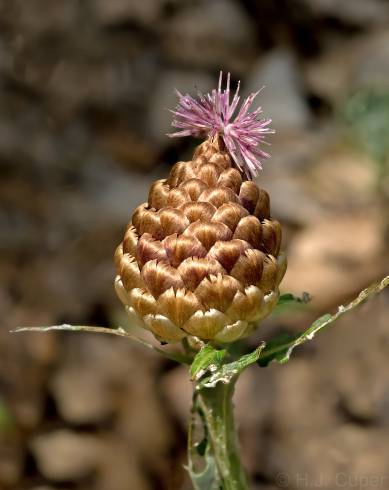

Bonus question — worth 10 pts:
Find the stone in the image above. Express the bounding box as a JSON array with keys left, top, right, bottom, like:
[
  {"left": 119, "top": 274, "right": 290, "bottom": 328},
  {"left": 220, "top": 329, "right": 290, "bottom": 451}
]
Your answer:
[
  {"left": 66, "top": 158, "right": 164, "bottom": 227},
  {"left": 305, "top": 31, "right": 389, "bottom": 102},
  {"left": 117, "top": 371, "right": 173, "bottom": 473},
  {"left": 30, "top": 430, "right": 101, "bottom": 481},
  {"left": 94, "top": 0, "right": 161, "bottom": 26},
  {"left": 47, "top": 60, "right": 134, "bottom": 114},
  {"left": 0, "top": 36, "right": 12, "bottom": 75},
  {"left": 234, "top": 367, "right": 276, "bottom": 475},
  {"left": 245, "top": 49, "right": 311, "bottom": 131},
  {"left": 335, "top": 356, "right": 388, "bottom": 423},
  {"left": 262, "top": 128, "right": 336, "bottom": 174},
  {"left": 50, "top": 366, "right": 113, "bottom": 424},
  {"left": 97, "top": 439, "right": 151, "bottom": 490},
  {"left": 265, "top": 427, "right": 389, "bottom": 489},
  {"left": 325, "top": 313, "right": 389, "bottom": 425},
  {"left": 306, "top": 0, "right": 389, "bottom": 26},
  {"left": 262, "top": 175, "right": 324, "bottom": 225},
  {"left": 160, "top": 365, "right": 192, "bottom": 428},
  {"left": 281, "top": 213, "right": 384, "bottom": 309},
  {"left": 254, "top": 128, "right": 338, "bottom": 225},
  {"left": 98, "top": 125, "right": 157, "bottom": 170},
  {"left": 0, "top": 448, "right": 23, "bottom": 486},
  {"left": 351, "top": 31, "right": 389, "bottom": 90},
  {"left": 304, "top": 44, "right": 356, "bottom": 103},
  {"left": 12, "top": 0, "right": 79, "bottom": 36},
  {"left": 271, "top": 359, "right": 338, "bottom": 435},
  {"left": 308, "top": 147, "right": 376, "bottom": 211},
  {"left": 163, "top": 0, "right": 256, "bottom": 71},
  {"left": 261, "top": 293, "right": 389, "bottom": 487}
]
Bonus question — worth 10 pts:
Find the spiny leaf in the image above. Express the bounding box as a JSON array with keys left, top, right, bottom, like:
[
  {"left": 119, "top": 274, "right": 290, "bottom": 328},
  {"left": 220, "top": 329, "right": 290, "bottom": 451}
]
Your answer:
[
  {"left": 12, "top": 324, "right": 191, "bottom": 365},
  {"left": 259, "top": 275, "right": 389, "bottom": 366},
  {"left": 190, "top": 345, "right": 227, "bottom": 381},
  {"left": 197, "top": 343, "right": 266, "bottom": 390}
]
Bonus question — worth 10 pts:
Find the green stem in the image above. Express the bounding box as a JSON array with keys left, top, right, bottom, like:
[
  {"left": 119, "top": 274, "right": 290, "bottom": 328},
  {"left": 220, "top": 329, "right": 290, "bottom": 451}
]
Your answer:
[{"left": 193, "top": 381, "right": 250, "bottom": 490}]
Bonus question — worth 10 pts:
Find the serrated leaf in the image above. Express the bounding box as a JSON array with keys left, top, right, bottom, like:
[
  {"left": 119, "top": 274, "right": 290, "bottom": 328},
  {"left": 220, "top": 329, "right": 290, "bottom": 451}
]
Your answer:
[
  {"left": 197, "top": 343, "right": 266, "bottom": 390},
  {"left": 258, "top": 275, "right": 389, "bottom": 366},
  {"left": 190, "top": 345, "right": 227, "bottom": 380}
]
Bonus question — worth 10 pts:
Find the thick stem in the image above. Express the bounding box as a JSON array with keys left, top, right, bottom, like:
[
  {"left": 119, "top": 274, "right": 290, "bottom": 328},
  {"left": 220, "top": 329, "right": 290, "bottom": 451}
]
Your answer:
[{"left": 194, "top": 380, "right": 250, "bottom": 490}]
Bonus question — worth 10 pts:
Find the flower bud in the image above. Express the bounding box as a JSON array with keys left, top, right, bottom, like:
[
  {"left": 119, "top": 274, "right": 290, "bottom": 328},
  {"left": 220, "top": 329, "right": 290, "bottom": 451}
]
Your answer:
[
  {"left": 115, "top": 73, "right": 286, "bottom": 343},
  {"left": 115, "top": 137, "right": 286, "bottom": 343}
]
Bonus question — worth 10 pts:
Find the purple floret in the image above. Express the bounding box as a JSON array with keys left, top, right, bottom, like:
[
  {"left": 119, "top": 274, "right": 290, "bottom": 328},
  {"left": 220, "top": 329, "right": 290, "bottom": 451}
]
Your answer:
[{"left": 169, "top": 72, "right": 274, "bottom": 179}]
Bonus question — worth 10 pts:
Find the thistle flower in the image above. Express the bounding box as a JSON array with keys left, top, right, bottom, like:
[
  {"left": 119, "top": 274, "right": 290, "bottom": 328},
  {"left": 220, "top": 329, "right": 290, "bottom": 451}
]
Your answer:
[
  {"left": 115, "top": 74, "right": 286, "bottom": 343},
  {"left": 169, "top": 72, "right": 274, "bottom": 179}
]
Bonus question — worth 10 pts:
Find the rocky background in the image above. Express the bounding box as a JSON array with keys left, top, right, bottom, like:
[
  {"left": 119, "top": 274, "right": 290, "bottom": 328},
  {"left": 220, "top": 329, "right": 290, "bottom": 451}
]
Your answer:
[{"left": 1, "top": 1, "right": 389, "bottom": 489}]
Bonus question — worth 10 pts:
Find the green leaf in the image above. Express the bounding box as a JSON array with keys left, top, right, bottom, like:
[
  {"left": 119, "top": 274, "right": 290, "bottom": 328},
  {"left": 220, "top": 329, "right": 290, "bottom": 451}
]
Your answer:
[
  {"left": 190, "top": 345, "right": 227, "bottom": 381},
  {"left": 277, "top": 292, "right": 311, "bottom": 306},
  {"left": 257, "top": 333, "right": 300, "bottom": 367},
  {"left": 274, "top": 291, "right": 312, "bottom": 315},
  {"left": 258, "top": 275, "right": 389, "bottom": 366},
  {"left": 12, "top": 324, "right": 191, "bottom": 365},
  {"left": 197, "top": 343, "right": 266, "bottom": 390}
]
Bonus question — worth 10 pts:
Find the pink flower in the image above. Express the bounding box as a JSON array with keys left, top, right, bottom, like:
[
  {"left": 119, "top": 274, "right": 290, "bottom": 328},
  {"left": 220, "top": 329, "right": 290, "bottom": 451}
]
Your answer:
[{"left": 168, "top": 72, "right": 274, "bottom": 179}]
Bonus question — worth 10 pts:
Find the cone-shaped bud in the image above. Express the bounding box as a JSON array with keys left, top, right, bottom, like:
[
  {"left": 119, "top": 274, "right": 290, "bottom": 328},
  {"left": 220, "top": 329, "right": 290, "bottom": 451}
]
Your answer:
[
  {"left": 115, "top": 136, "right": 286, "bottom": 343},
  {"left": 116, "top": 73, "right": 285, "bottom": 342}
]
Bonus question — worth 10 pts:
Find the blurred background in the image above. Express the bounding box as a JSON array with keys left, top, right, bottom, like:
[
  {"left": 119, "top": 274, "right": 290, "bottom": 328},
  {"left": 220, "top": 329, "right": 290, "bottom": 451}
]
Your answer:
[{"left": 1, "top": 0, "right": 389, "bottom": 489}]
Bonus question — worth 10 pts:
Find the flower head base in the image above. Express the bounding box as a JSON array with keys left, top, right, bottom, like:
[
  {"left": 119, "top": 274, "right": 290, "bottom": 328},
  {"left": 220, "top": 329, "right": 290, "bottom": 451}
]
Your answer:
[
  {"left": 114, "top": 74, "right": 285, "bottom": 345},
  {"left": 169, "top": 72, "right": 274, "bottom": 179}
]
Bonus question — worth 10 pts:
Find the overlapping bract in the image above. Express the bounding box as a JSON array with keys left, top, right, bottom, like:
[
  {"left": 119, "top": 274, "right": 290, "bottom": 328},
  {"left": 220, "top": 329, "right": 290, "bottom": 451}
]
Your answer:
[
  {"left": 169, "top": 72, "right": 273, "bottom": 179},
  {"left": 115, "top": 138, "right": 286, "bottom": 343}
]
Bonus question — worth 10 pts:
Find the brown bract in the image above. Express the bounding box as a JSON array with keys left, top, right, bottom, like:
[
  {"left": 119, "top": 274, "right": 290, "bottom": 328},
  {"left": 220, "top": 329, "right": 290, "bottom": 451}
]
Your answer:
[{"left": 115, "top": 137, "right": 286, "bottom": 343}]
